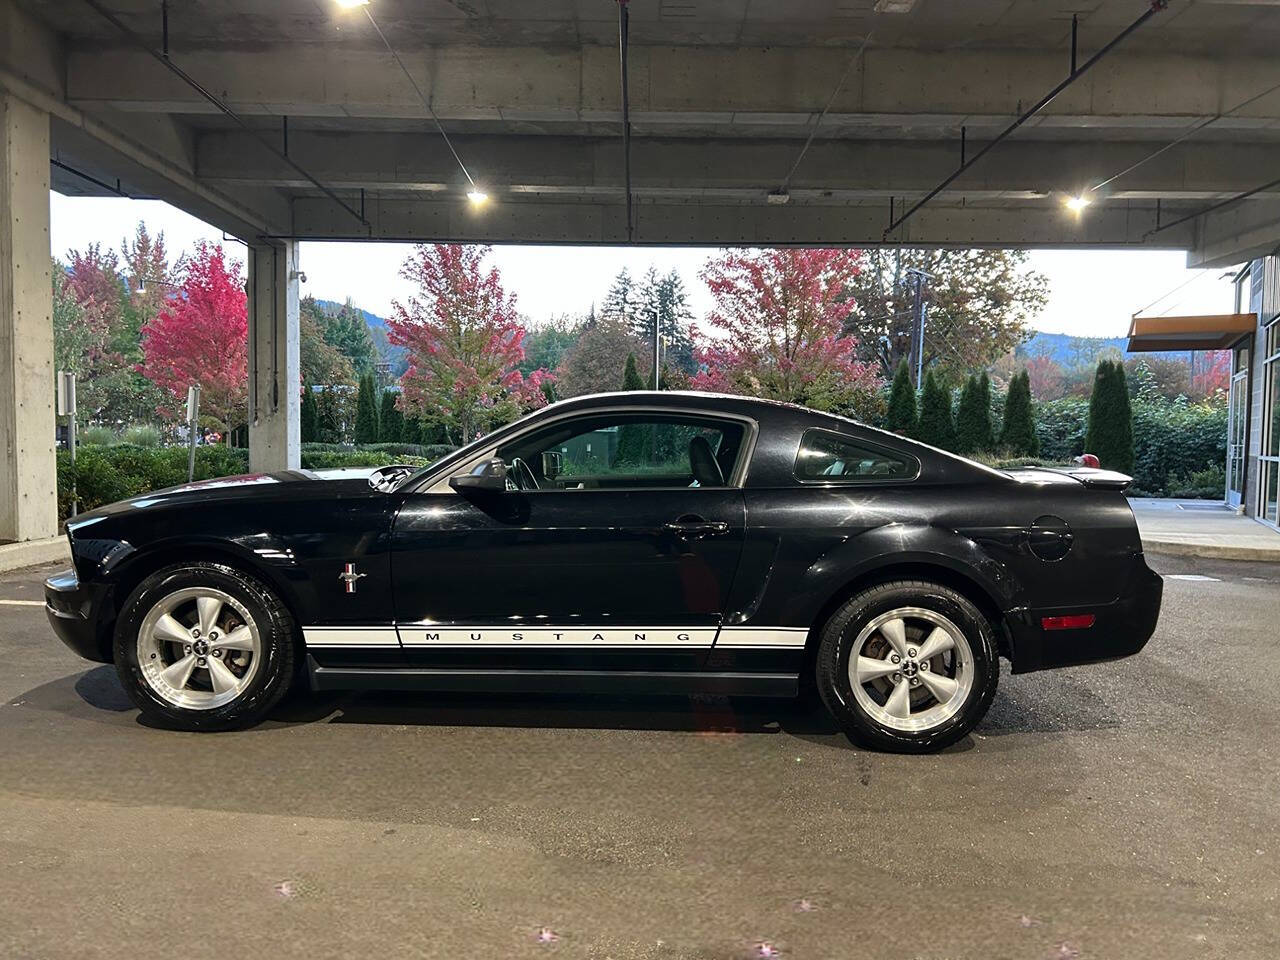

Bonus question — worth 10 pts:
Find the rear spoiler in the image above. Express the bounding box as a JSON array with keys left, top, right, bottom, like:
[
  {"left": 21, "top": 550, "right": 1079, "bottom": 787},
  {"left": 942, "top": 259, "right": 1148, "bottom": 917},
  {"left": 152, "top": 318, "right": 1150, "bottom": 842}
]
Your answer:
[{"left": 1022, "top": 466, "right": 1133, "bottom": 491}]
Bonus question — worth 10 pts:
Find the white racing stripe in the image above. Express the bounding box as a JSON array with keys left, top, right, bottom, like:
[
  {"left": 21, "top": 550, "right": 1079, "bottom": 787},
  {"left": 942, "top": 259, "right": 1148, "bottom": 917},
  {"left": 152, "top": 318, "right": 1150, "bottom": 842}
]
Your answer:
[
  {"left": 302, "top": 623, "right": 811, "bottom": 650},
  {"left": 303, "top": 626, "right": 401, "bottom": 648},
  {"left": 399, "top": 626, "right": 717, "bottom": 648},
  {"left": 715, "top": 626, "right": 809, "bottom": 649}
]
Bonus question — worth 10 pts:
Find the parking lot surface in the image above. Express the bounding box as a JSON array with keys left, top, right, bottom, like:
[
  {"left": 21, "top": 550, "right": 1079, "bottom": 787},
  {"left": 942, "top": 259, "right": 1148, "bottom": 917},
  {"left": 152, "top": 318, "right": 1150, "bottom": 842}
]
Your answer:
[{"left": 1, "top": 554, "right": 1277, "bottom": 960}]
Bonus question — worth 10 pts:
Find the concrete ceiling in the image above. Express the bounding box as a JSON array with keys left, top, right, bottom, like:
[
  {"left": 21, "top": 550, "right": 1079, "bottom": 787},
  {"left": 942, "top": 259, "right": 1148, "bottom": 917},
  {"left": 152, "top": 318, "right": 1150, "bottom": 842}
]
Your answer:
[{"left": 5, "top": 0, "right": 1280, "bottom": 261}]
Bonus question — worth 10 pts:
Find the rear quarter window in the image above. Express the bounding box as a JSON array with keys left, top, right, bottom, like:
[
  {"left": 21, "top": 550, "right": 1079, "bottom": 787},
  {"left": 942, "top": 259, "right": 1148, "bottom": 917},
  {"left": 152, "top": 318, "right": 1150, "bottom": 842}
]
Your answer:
[{"left": 794, "top": 429, "right": 918, "bottom": 483}]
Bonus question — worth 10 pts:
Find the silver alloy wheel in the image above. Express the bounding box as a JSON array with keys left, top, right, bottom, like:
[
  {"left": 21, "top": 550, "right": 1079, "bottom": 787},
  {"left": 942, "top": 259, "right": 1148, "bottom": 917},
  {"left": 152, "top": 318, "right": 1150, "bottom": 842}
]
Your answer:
[
  {"left": 136, "top": 587, "right": 262, "bottom": 710},
  {"left": 847, "top": 606, "right": 974, "bottom": 733}
]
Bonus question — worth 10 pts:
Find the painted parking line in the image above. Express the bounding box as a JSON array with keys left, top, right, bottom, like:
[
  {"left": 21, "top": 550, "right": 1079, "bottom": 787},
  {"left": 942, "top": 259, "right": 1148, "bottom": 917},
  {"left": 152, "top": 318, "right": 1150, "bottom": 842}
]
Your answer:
[
  {"left": 1165, "top": 574, "right": 1222, "bottom": 582},
  {"left": 0, "top": 600, "right": 44, "bottom": 606}
]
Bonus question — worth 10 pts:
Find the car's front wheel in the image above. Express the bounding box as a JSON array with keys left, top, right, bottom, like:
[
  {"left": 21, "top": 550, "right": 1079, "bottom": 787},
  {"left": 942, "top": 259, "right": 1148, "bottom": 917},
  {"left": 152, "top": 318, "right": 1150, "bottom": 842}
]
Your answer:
[
  {"left": 815, "top": 580, "right": 999, "bottom": 753},
  {"left": 114, "top": 562, "right": 297, "bottom": 731}
]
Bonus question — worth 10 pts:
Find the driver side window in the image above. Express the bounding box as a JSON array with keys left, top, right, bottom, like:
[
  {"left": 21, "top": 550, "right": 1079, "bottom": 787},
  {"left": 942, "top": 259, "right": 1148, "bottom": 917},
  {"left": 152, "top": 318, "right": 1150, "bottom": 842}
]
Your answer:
[{"left": 498, "top": 413, "right": 747, "bottom": 490}]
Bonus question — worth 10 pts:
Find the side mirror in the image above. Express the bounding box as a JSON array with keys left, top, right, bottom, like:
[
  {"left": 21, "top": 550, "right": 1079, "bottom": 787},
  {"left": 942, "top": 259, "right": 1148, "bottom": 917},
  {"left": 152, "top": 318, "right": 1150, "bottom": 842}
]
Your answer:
[
  {"left": 541, "top": 450, "right": 563, "bottom": 481},
  {"left": 449, "top": 458, "right": 509, "bottom": 492}
]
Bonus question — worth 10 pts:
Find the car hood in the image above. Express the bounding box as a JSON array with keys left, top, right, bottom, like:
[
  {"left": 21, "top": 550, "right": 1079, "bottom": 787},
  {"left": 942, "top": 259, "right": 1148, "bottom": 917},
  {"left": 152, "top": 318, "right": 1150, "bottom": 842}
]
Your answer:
[{"left": 70, "top": 468, "right": 381, "bottom": 524}]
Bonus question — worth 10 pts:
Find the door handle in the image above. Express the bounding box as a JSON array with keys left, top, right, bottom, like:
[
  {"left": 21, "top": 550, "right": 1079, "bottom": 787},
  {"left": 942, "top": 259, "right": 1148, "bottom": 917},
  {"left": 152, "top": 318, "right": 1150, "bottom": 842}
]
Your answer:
[{"left": 664, "top": 519, "right": 730, "bottom": 539}]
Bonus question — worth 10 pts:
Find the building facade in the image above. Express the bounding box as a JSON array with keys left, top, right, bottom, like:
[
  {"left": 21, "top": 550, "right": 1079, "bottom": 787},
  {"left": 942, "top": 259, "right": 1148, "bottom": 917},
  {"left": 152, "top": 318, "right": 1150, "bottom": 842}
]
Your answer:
[{"left": 1234, "top": 257, "right": 1279, "bottom": 529}]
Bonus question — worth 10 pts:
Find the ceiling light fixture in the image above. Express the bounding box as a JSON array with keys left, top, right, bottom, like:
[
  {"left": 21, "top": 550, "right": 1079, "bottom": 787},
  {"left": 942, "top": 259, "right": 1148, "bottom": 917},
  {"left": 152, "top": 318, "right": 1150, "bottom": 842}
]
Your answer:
[
  {"left": 1064, "top": 193, "right": 1092, "bottom": 214},
  {"left": 349, "top": 1, "right": 485, "bottom": 209},
  {"left": 334, "top": 0, "right": 370, "bottom": 9}
]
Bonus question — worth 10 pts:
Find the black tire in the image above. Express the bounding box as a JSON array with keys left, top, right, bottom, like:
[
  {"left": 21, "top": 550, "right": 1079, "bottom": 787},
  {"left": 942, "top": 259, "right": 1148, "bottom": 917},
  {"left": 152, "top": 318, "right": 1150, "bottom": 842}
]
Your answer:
[
  {"left": 113, "top": 562, "right": 298, "bottom": 731},
  {"left": 815, "top": 580, "right": 999, "bottom": 753}
]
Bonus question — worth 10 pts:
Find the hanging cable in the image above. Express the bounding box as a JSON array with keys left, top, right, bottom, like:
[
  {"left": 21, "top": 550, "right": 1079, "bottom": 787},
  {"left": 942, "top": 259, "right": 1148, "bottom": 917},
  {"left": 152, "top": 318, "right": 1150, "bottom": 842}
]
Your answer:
[
  {"left": 359, "top": 6, "right": 478, "bottom": 190},
  {"left": 79, "top": 0, "right": 369, "bottom": 232},
  {"left": 1092, "top": 76, "right": 1280, "bottom": 193},
  {"left": 1146, "top": 171, "right": 1280, "bottom": 238},
  {"left": 883, "top": 0, "right": 1167, "bottom": 238},
  {"left": 775, "top": 32, "right": 873, "bottom": 196}
]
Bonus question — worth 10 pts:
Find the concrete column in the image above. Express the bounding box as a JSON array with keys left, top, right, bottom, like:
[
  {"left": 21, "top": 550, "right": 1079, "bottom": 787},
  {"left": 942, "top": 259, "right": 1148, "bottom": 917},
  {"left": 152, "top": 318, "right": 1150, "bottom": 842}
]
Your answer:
[
  {"left": 247, "top": 240, "right": 300, "bottom": 473},
  {"left": 0, "top": 89, "right": 56, "bottom": 542}
]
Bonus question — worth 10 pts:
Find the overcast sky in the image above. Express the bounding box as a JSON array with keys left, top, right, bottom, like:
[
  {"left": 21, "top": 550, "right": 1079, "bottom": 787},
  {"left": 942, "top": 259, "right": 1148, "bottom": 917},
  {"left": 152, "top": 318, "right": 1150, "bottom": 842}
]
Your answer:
[{"left": 50, "top": 193, "right": 1238, "bottom": 339}]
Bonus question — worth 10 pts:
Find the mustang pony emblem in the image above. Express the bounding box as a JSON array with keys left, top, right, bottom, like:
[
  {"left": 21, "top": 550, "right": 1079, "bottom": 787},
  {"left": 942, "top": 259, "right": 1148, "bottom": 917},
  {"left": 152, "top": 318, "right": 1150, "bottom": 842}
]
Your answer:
[{"left": 338, "top": 563, "right": 368, "bottom": 594}]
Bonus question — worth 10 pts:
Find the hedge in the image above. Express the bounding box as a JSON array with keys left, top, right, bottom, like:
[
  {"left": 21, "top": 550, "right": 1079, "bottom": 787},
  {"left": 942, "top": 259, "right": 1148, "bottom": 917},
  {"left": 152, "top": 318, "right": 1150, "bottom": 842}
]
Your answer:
[
  {"left": 1035, "top": 396, "right": 1225, "bottom": 496},
  {"left": 57, "top": 442, "right": 459, "bottom": 515}
]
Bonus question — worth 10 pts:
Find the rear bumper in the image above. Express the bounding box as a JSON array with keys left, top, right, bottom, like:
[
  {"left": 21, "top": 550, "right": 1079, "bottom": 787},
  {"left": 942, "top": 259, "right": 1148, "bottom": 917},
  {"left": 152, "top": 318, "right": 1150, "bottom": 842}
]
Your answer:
[
  {"left": 1007, "top": 557, "right": 1163, "bottom": 674},
  {"left": 44, "top": 569, "right": 114, "bottom": 663}
]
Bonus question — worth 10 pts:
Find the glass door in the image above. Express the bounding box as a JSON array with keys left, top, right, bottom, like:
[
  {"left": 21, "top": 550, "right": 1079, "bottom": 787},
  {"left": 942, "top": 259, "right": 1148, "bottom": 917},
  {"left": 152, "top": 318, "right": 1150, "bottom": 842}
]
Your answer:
[{"left": 1226, "top": 369, "right": 1248, "bottom": 508}]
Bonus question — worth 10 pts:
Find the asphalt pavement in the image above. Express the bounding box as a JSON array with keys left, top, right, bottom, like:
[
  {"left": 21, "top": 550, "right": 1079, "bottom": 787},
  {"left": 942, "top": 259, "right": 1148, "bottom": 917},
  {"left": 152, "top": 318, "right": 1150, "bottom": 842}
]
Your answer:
[{"left": 1, "top": 554, "right": 1277, "bottom": 960}]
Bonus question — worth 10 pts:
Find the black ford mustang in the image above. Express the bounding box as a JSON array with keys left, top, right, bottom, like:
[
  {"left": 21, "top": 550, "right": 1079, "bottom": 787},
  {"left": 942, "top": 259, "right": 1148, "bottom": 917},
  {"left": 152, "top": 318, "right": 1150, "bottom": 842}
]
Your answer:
[{"left": 45, "top": 391, "right": 1162, "bottom": 752}]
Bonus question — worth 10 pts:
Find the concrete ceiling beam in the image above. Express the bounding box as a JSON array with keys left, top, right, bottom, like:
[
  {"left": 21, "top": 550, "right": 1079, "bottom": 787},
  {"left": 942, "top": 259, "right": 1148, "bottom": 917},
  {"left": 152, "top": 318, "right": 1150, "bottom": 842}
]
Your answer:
[
  {"left": 193, "top": 129, "right": 1280, "bottom": 202},
  {"left": 285, "top": 193, "right": 1196, "bottom": 248},
  {"left": 63, "top": 44, "right": 1280, "bottom": 137}
]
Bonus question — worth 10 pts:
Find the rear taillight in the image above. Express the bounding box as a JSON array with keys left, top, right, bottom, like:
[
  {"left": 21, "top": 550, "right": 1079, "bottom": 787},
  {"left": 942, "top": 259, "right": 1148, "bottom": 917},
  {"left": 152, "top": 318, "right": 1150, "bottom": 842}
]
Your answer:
[{"left": 1041, "top": 614, "right": 1096, "bottom": 631}]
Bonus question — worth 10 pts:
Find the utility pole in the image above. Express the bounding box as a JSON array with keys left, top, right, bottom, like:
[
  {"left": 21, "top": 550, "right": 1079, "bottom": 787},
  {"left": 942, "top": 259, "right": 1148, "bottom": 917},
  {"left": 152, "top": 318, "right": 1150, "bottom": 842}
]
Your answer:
[
  {"left": 904, "top": 268, "right": 933, "bottom": 387},
  {"left": 652, "top": 315, "right": 661, "bottom": 389}
]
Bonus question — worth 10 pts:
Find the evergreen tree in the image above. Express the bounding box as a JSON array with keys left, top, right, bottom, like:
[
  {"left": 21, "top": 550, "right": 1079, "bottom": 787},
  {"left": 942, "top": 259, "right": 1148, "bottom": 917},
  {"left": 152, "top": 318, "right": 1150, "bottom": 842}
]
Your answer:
[
  {"left": 977, "top": 372, "right": 995, "bottom": 448},
  {"left": 317, "top": 298, "right": 376, "bottom": 376},
  {"left": 885, "top": 359, "right": 918, "bottom": 436},
  {"left": 600, "top": 268, "right": 637, "bottom": 326},
  {"left": 632, "top": 268, "right": 697, "bottom": 374},
  {"left": 916, "top": 370, "right": 956, "bottom": 450},
  {"left": 317, "top": 387, "right": 342, "bottom": 444},
  {"left": 300, "top": 384, "right": 319, "bottom": 443},
  {"left": 379, "top": 389, "right": 405, "bottom": 443},
  {"left": 622, "top": 352, "right": 645, "bottom": 392},
  {"left": 1084, "top": 359, "right": 1135, "bottom": 473},
  {"left": 617, "top": 353, "right": 650, "bottom": 465},
  {"left": 999, "top": 370, "right": 1039, "bottom": 456},
  {"left": 954, "top": 373, "right": 994, "bottom": 454},
  {"left": 354, "top": 373, "right": 379, "bottom": 445}
]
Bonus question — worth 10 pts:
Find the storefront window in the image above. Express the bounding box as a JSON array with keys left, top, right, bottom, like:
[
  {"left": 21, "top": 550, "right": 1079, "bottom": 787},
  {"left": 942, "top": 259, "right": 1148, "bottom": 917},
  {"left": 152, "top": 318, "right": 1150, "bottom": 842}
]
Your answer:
[{"left": 1261, "top": 316, "right": 1280, "bottom": 528}]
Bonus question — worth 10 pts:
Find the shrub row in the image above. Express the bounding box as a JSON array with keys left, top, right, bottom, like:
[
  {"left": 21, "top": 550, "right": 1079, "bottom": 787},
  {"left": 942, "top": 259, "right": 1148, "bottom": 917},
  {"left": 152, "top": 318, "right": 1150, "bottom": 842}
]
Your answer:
[{"left": 1034, "top": 396, "right": 1226, "bottom": 496}]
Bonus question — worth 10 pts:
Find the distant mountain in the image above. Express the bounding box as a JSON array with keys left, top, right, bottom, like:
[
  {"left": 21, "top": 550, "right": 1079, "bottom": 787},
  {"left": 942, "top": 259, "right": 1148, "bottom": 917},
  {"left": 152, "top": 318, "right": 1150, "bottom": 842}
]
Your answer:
[
  {"left": 1020, "top": 330, "right": 1195, "bottom": 367},
  {"left": 315, "top": 299, "right": 407, "bottom": 376}
]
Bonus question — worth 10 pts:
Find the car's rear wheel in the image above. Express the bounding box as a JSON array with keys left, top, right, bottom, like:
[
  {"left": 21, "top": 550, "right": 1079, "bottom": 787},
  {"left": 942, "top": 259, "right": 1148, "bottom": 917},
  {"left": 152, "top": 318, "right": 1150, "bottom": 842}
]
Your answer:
[
  {"left": 114, "top": 563, "right": 297, "bottom": 731},
  {"left": 815, "top": 580, "right": 999, "bottom": 753}
]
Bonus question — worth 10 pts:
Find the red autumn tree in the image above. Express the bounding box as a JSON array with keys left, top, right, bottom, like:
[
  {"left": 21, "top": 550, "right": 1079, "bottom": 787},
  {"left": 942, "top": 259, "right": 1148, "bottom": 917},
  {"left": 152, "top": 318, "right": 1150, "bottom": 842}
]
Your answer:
[
  {"left": 138, "top": 242, "right": 248, "bottom": 432},
  {"left": 1025, "top": 353, "right": 1067, "bottom": 400},
  {"left": 386, "top": 243, "right": 552, "bottom": 443},
  {"left": 691, "top": 247, "right": 881, "bottom": 411}
]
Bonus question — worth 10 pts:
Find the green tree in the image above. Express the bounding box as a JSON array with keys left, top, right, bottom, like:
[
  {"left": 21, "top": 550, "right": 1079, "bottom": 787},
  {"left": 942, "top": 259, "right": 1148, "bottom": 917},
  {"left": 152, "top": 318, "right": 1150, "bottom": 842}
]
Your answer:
[
  {"left": 354, "top": 373, "right": 379, "bottom": 444},
  {"left": 316, "top": 298, "right": 376, "bottom": 376},
  {"left": 1000, "top": 370, "right": 1040, "bottom": 456},
  {"left": 600, "top": 268, "right": 637, "bottom": 327},
  {"left": 954, "top": 373, "right": 994, "bottom": 454},
  {"left": 916, "top": 370, "right": 956, "bottom": 450},
  {"left": 616, "top": 352, "right": 651, "bottom": 465},
  {"left": 885, "top": 360, "right": 918, "bottom": 436},
  {"left": 317, "top": 387, "right": 342, "bottom": 444},
  {"left": 556, "top": 315, "right": 648, "bottom": 398},
  {"left": 519, "top": 315, "right": 581, "bottom": 378},
  {"left": 300, "top": 297, "right": 355, "bottom": 385},
  {"left": 379, "top": 389, "right": 405, "bottom": 443},
  {"left": 844, "top": 248, "right": 1047, "bottom": 381},
  {"left": 300, "top": 384, "right": 319, "bottom": 442},
  {"left": 633, "top": 267, "right": 697, "bottom": 375},
  {"left": 1084, "top": 360, "right": 1135, "bottom": 473},
  {"left": 622, "top": 352, "right": 645, "bottom": 392}
]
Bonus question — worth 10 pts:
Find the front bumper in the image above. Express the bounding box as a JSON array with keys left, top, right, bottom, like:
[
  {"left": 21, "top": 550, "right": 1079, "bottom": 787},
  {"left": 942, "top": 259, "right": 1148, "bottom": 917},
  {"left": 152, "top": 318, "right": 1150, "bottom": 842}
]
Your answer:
[
  {"left": 44, "top": 569, "right": 113, "bottom": 663},
  {"left": 1007, "top": 557, "right": 1163, "bottom": 674}
]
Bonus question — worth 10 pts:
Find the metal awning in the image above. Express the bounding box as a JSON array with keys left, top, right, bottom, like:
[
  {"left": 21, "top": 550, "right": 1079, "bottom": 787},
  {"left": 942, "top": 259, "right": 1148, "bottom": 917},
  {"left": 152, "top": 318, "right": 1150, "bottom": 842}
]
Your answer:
[{"left": 1126, "top": 313, "right": 1256, "bottom": 352}]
